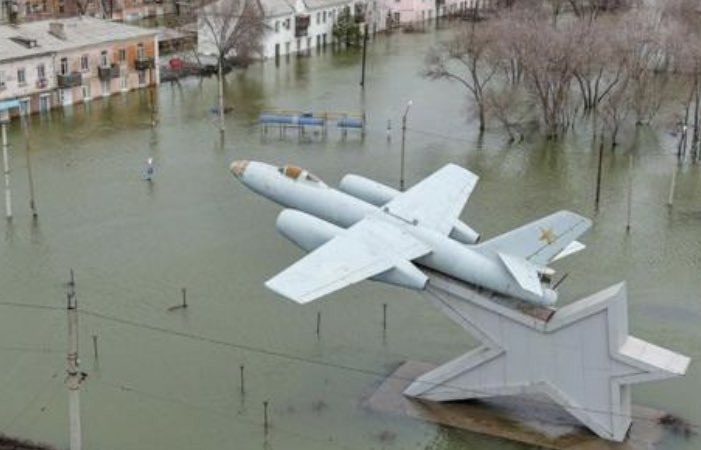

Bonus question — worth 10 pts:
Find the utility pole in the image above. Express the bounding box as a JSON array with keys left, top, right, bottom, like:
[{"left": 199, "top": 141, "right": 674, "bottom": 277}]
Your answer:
[
  {"left": 21, "top": 117, "right": 37, "bottom": 219},
  {"left": 360, "top": 23, "right": 368, "bottom": 87},
  {"left": 1, "top": 112, "right": 11, "bottom": 220},
  {"left": 66, "top": 269, "right": 84, "bottom": 450},
  {"left": 400, "top": 100, "right": 412, "bottom": 191}
]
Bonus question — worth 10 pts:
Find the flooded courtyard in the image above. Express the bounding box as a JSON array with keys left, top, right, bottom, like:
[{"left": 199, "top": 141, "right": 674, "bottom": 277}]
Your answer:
[{"left": 0, "top": 23, "right": 700, "bottom": 450}]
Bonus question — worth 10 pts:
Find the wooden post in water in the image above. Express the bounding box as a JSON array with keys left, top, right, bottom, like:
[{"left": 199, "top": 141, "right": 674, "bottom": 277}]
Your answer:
[
  {"left": 263, "top": 401, "right": 269, "bottom": 434},
  {"left": 668, "top": 162, "right": 678, "bottom": 207},
  {"left": 316, "top": 311, "right": 321, "bottom": 338},
  {"left": 92, "top": 335, "right": 98, "bottom": 361},
  {"left": 626, "top": 152, "right": 633, "bottom": 233},
  {"left": 181, "top": 288, "right": 187, "bottom": 309},
  {"left": 239, "top": 365, "right": 245, "bottom": 395},
  {"left": 382, "top": 303, "right": 387, "bottom": 332},
  {"left": 594, "top": 142, "right": 604, "bottom": 213}
]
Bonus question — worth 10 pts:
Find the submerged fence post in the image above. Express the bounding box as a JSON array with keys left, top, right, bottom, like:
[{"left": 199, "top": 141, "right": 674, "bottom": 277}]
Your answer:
[
  {"left": 240, "top": 364, "right": 245, "bottom": 396},
  {"left": 263, "top": 401, "right": 269, "bottom": 434}
]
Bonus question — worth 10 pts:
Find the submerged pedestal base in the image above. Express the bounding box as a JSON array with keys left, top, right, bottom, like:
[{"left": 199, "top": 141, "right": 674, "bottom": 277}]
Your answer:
[
  {"left": 401, "top": 270, "right": 690, "bottom": 442},
  {"left": 367, "top": 361, "right": 674, "bottom": 450}
]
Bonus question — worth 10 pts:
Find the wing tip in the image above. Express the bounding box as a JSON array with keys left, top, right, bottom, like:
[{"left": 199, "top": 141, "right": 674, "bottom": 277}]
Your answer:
[{"left": 265, "top": 279, "right": 314, "bottom": 305}]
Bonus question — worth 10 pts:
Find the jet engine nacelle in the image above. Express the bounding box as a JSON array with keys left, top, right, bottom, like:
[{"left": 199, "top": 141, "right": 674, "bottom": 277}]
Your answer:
[
  {"left": 275, "top": 209, "right": 428, "bottom": 292},
  {"left": 339, "top": 174, "right": 399, "bottom": 207},
  {"left": 339, "top": 174, "right": 481, "bottom": 244},
  {"left": 276, "top": 209, "right": 343, "bottom": 252}
]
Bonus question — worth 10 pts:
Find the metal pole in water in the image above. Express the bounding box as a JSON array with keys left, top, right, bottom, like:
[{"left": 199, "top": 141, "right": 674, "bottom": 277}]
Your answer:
[
  {"left": 66, "top": 269, "right": 83, "bottom": 450},
  {"left": 1, "top": 120, "right": 11, "bottom": 220},
  {"left": 360, "top": 23, "right": 368, "bottom": 87}
]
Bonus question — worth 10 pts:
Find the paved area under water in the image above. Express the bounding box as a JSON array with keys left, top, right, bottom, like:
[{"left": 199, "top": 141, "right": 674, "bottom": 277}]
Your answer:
[{"left": 0, "top": 22, "right": 699, "bottom": 450}]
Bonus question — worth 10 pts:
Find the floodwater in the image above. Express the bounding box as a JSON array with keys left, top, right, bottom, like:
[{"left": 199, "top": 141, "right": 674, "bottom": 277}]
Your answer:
[{"left": 0, "top": 22, "right": 699, "bottom": 450}]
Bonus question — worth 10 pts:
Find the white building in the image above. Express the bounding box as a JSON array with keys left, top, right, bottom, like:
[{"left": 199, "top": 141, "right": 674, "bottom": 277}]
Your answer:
[{"left": 198, "top": 0, "right": 375, "bottom": 60}]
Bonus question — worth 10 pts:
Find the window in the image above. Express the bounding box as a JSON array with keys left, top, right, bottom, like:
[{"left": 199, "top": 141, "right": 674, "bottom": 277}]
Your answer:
[
  {"left": 81, "top": 84, "right": 91, "bottom": 100},
  {"left": 284, "top": 18, "right": 290, "bottom": 29},
  {"left": 17, "top": 68, "right": 26, "bottom": 86},
  {"left": 42, "top": 0, "right": 47, "bottom": 11},
  {"left": 323, "top": 11, "right": 326, "bottom": 22},
  {"left": 274, "top": 20, "right": 279, "bottom": 32},
  {"left": 316, "top": 12, "right": 320, "bottom": 24},
  {"left": 101, "top": 80, "right": 109, "bottom": 96},
  {"left": 138, "top": 70, "right": 146, "bottom": 85},
  {"left": 100, "top": 50, "right": 108, "bottom": 67},
  {"left": 81, "top": 54, "right": 89, "bottom": 71},
  {"left": 118, "top": 48, "right": 126, "bottom": 62},
  {"left": 60, "top": 57, "right": 68, "bottom": 75},
  {"left": 137, "top": 43, "right": 145, "bottom": 60},
  {"left": 120, "top": 75, "right": 128, "bottom": 90},
  {"left": 37, "top": 63, "right": 45, "bottom": 80}
]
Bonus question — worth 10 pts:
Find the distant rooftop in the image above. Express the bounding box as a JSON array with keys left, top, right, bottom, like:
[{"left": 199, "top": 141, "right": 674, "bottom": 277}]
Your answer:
[{"left": 0, "top": 17, "right": 157, "bottom": 62}]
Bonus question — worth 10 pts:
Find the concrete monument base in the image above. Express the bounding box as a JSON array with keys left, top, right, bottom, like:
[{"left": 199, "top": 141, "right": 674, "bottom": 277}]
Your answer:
[
  {"left": 367, "top": 360, "right": 673, "bottom": 450},
  {"left": 396, "top": 270, "right": 690, "bottom": 442}
]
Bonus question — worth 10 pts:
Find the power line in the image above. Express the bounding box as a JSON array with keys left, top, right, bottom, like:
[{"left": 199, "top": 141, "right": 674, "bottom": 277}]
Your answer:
[
  {"left": 94, "top": 378, "right": 358, "bottom": 450},
  {"left": 0, "top": 301, "right": 63, "bottom": 311},
  {"left": 78, "top": 306, "right": 701, "bottom": 431}
]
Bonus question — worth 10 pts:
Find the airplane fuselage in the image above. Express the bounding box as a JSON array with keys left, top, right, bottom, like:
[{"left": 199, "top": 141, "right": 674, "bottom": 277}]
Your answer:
[{"left": 233, "top": 161, "right": 555, "bottom": 305}]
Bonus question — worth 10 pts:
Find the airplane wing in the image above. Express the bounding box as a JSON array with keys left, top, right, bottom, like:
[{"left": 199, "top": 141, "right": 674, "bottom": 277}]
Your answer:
[
  {"left": 266, "top": 217, "right": 431, "bottom": 304},
  {"left": 475, "top": 210, "right": 592, "bottom": 268},
  {"left": 382, "top": 164, "right": 478, "bottom": 236}
]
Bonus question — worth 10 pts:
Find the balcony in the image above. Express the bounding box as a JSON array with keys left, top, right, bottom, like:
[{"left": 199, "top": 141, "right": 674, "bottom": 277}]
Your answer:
[
  {"left": 98, "top": 64, "right": 120, "bottom": 81},
  {"left": 35, "top": 78, "right": 48, "bottom": 89},
  {"left": 134, "top": 57, "right": 155, "bottom": 71},
  {"left": 57, "top": 72, "right": 82, "bottom": 89}
]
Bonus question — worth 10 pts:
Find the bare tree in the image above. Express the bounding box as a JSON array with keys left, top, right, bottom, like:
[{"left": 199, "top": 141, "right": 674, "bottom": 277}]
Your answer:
[
  {"left": 571, "top": 17, "right": 625, "bottom": 112},
  {"left": 423, "top": 24, "right": 499, "bottom": 132},
  {"left": 197, "top": 0, "right": 266, "bottom": 135}
]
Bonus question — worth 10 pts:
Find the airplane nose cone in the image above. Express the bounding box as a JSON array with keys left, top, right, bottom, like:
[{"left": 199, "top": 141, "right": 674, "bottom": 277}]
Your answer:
[{"left": 230, "top": 160, "right": 249, "bottom": 178}]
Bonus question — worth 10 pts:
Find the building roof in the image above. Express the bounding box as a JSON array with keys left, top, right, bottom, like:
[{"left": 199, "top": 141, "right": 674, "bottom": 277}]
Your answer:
[
  {"left": 260, "top": 0, "right": 295, "bottom": 17},
  {"left": 303, "top": 0, "right": 350, "bottom": 11},
  {"left": 0, "top": 17, "right": 157, "bottom": 62}
]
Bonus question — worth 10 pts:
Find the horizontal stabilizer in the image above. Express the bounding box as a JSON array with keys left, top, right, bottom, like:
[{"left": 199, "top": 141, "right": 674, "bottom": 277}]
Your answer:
[
  {"left": 476, "top": 210, "right": 592, "bottom": 267},
  {"left": 498, "top": 253, "right": 543, "bottom": 297},
  {"left": 552, "top": 240, "right": 585, "bottom": 262}
]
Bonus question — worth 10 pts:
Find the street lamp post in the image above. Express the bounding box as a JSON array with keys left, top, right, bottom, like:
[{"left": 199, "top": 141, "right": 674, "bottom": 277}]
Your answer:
[{"left": 400, "top": 100, "right": 412, "bottom": 192}]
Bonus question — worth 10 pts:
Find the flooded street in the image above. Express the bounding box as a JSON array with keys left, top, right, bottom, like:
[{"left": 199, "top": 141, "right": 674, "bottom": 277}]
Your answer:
[{"left": 0, "top": 23, "right": 700, "bottom": 450}]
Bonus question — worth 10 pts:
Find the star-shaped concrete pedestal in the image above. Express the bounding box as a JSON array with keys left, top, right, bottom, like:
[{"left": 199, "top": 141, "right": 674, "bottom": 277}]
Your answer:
[{"left": 404, "top": 271, "right": 691, "bottom": 442}]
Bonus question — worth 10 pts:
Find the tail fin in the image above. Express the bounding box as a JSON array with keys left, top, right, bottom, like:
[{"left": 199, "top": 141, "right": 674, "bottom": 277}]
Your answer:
[{"left": 474, "top": 211, "right": 592, "bottom": 267}]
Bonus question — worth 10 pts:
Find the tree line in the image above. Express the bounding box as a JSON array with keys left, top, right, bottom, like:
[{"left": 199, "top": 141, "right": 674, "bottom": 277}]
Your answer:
[{"left": 425, "top": 0, "right": 701, "bottom": 149}]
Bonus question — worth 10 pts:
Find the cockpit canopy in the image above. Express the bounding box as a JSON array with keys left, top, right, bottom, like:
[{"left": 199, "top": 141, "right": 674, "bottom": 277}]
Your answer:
[{"left": 278, "top": 165, "right": 327, "bottom": 187}]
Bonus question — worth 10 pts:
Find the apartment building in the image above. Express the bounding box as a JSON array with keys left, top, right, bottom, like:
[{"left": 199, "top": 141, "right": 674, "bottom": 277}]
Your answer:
[{"left": 0, "top": 17, "right": 158, "bottom": 117}]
